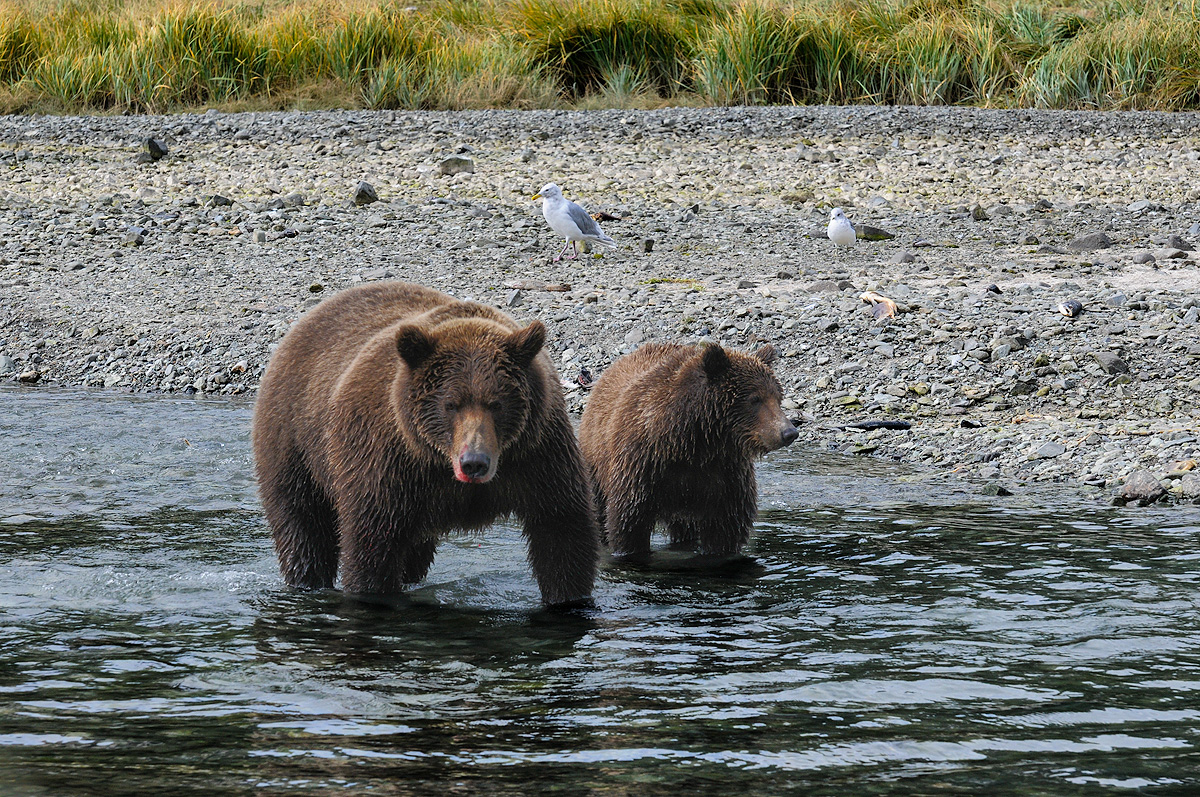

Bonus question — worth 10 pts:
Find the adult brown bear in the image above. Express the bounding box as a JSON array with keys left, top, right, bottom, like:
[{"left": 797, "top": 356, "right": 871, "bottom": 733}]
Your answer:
[
  {"left": 579, "top": 342, "right": 798, "bottom": 560},
  {"left": 251, "top": 282, "right": 598, "bottom": 607}
]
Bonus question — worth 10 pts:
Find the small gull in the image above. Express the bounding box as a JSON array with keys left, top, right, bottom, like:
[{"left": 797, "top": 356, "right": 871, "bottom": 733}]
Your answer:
[
  {"left": 827, "top": 207, "right": 857, "bottom": 247},
  {"left": 533, "top": 183, "right": 617, "bottom": 261}
]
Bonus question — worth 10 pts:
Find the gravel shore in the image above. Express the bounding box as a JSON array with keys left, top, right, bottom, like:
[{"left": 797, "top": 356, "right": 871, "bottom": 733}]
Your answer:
[{"left": 2, "top": 105, "right": 1198, "bottom": 503}]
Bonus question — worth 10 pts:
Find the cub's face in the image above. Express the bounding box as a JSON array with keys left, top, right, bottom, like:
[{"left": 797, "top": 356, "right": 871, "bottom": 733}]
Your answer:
[
  {"left": 702, "top": 343, "right": 799, "bottom": 456},
  {"left": 396, "top": 320, "right": 545, "bottom": 484}
]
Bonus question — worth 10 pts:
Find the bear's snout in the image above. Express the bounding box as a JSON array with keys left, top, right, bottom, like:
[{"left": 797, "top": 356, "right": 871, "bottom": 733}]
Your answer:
[
  {"left": 457, "top": 450, "right": 492, "bottom": 483},
  {"left": 753, "top": 402, "right": 799, "bottom": 453},
  {"left": 451, "top": 407, "right": 501, "bottom": 484},
  {"left": 780, "top": 421, "right": 799, "bottom": 447}
]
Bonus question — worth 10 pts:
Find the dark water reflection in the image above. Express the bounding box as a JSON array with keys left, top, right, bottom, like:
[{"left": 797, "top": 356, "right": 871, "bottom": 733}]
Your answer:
[{"left": 1, "top": 387, "right": 1198, "bottom": 795}]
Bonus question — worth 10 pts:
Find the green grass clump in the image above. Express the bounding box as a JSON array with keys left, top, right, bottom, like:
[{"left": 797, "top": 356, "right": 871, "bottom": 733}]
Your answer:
[
  {"left": 325, "top": 6, "right": 423, "bottom": 86},
  {"left": 513, "top": 0, "right": 696, "bottom": 99},
  {"left": 694, "top": 1, "right": 803, "bottom": 104},
  {"left": 1021, "top": 8, "right": 1200, "bottom": 108},
  {"left": 0, "top": 6, "right": 40, "bottom": 83}
]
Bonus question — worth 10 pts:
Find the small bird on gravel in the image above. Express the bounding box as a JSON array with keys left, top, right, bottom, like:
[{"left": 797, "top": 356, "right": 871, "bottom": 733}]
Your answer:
[
  {"left": 827, "top": 207, "right": 857, "bottom": 247},
  {"left": 533, "top": 183, "right": 617, "bottom": 261}
]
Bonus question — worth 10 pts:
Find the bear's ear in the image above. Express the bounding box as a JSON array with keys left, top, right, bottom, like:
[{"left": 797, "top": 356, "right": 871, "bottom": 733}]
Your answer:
[
  {"left": 396, "top": 325, "right": 436, "bottom": 369},
  {"left": 754, "top": 344, "right": 778, "bottom": 365},
  {"left": 701, "top": 343, "right": 730, "bottom": 379},
  {"left": 506, "top": 321, "right": 545, "bottom": 368}
]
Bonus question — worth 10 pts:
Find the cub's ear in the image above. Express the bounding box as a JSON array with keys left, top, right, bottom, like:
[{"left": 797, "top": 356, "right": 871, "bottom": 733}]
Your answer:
[
  {"left": 701, "top": 343, "right": 730, "bottom": 379},
  {"left": 754, "top": 344, "right": 778, "bottom": 365},
  {"left": 506, "top": 321, "right": 545, "bottom": 368},
  {"left": 396, "top": 326, "right": 436, "bottom": 369}
]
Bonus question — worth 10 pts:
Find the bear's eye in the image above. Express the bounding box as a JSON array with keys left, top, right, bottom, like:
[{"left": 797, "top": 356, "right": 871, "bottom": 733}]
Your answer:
[
  {"left": 748, "top": 394, "right": 764, "bottom": 407},
  {"left": 486, "top": 400, "right": 503, "bottom": 412},
  {"left": 444, "top": 401, "right": 460, "bottom": 413}
]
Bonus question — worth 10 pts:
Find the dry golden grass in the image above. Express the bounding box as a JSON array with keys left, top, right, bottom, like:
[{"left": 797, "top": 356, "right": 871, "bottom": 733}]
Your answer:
[{"left": 2, "top": 0, "right": 1199, "bottom": 112}]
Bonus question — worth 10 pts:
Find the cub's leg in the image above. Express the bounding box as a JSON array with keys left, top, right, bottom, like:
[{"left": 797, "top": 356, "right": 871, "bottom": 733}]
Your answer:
[
  {"left": 605, "top": 499, "right": 656, "bottom": 561},
  {"left": 667, "top": 520, "right": 699, "bottom": 551},
  {"left": 694, "top": 498, "right": 757, "bottom": 558}
]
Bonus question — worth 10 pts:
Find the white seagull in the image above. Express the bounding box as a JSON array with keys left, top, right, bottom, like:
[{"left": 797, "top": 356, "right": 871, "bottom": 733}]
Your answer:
[
  {"left": 827, "top": 207, "right": 857, "bottom": 247},
  {"left": 533, "top": 182, "right": 617, "bottom": 261}
]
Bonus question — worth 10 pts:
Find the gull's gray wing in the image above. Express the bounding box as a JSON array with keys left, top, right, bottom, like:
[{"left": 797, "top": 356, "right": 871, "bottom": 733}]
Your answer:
[{"left": 566, "top": 200, "right": 603, "bottom": 237}]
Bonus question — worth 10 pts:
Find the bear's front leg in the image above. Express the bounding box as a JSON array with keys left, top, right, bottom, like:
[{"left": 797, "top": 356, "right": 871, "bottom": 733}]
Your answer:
[
  {"left": 517, "top": 449, "right": 600, "bottom": 607},
  {"left": 522, "top": 504, "right": 599, "bottom": 607},
  {"left": 260, "top": 451, "right": 340, "bottom": 589},
  {"left": 336, "top": 501, "right": 430, "bottom": 596},
  {"left": 691, "top": 463, "right": 758, "bottom": 557}
]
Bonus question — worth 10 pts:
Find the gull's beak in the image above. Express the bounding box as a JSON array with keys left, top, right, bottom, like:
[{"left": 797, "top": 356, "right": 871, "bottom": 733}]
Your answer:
[{"left": 532, "top": 193, "right": 542, "bottom": 201}]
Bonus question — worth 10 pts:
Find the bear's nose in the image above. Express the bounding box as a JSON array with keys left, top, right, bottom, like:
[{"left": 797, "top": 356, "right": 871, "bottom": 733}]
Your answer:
[
  {"left": 459, "top": 451, "right": 492, "bottom": 480},
  {"left": 780, "top": 422, "right": 799, "bottom": 446}
]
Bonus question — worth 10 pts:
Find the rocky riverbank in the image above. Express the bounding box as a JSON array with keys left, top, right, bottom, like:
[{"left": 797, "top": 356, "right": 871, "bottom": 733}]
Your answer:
[{"left": 1, "top": 105, "right": 1198, "bottom": 503}]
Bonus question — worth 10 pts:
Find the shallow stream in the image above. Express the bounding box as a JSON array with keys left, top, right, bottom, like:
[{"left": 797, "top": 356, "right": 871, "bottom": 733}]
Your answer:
[{"left": 1, "top": 387, "right": 1198, "bottom": 794}]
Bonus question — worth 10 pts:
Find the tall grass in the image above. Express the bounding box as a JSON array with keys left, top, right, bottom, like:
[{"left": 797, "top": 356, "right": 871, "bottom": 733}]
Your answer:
[
  {"left": 694, "top": 2, "right": 803, "bottom": 104},
  {"left": 513, "top": 0, "right": 695, "bottom": 98},
  {"left": 3, "top": 0, "right": 1200, "bottom": 113},
  {"left": 0, "top": 5, "right": 40, "bottom": 84},
  {"left": 1020, "top": 8, "right": 1200, "bottom": 108}
]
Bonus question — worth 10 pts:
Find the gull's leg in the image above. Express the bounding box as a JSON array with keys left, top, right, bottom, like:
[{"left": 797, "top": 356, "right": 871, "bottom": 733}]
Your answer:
[{"left": 554, "top": 239, "right": 571, "bottom": 262}]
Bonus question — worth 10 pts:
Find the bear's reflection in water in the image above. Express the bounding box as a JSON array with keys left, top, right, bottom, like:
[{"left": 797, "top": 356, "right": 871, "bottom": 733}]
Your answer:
[{"left": 249, "top": 587, "right": 598, "bottom": 671}]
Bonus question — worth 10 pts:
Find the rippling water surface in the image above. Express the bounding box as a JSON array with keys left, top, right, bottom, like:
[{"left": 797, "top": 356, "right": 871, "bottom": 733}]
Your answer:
[{"left": 2, "top": 387, "right": 1199, "bottom": 795}]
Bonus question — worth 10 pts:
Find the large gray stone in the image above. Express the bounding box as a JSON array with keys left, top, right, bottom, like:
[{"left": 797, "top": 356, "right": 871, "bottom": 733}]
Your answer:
[
  {"left": 437, "top": 156, "right": 475, "bottom": 176},
  {"left": 1179, "top": 473, "right": 1200, "bottom": 500},
  {"left": 1033, "top": 441, "right": 1066, "bottom": 459},
  {"left": 1166, "top": 234, "right": 1194, "bottom": 251},
  {"left": 1068, "top": 232, "right": 1113, "bottom": 251},
  {"left": 145, "top": 137, "right": 168, "bottom": 161},
  {"left": 353, "top": 181, "right": 378, "bottom": 206},
  {"left": 1121, "top": 470, "right": 1166, "bottom": 506},
  {"left": 1093, "top": 352, "right": 1129, "bottom": 374},
  {"left": 858, "top": 224, "right": 895, "bottom": 241}
]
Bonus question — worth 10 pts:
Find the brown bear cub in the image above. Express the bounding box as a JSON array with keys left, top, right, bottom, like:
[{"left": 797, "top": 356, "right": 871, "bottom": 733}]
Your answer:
[
  {"left": 251, "top": 282, "right": 599, "bottom": 607},
  {"left": 579, "top": 342, "right": 798, "bottom": 560}
]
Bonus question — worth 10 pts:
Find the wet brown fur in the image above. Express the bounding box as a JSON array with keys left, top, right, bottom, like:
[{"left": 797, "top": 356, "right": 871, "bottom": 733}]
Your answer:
[
  {"left": 579, "top": 342, "right": 797, "bottom": 559},
  {"left": 251, "top": 281, "right": 598, "bottom": 605}
]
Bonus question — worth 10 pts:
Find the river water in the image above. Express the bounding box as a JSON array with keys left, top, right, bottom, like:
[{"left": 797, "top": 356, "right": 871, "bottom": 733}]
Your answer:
[{"left": 1, "top": 387, "right": 1198, "bottom": 795}]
